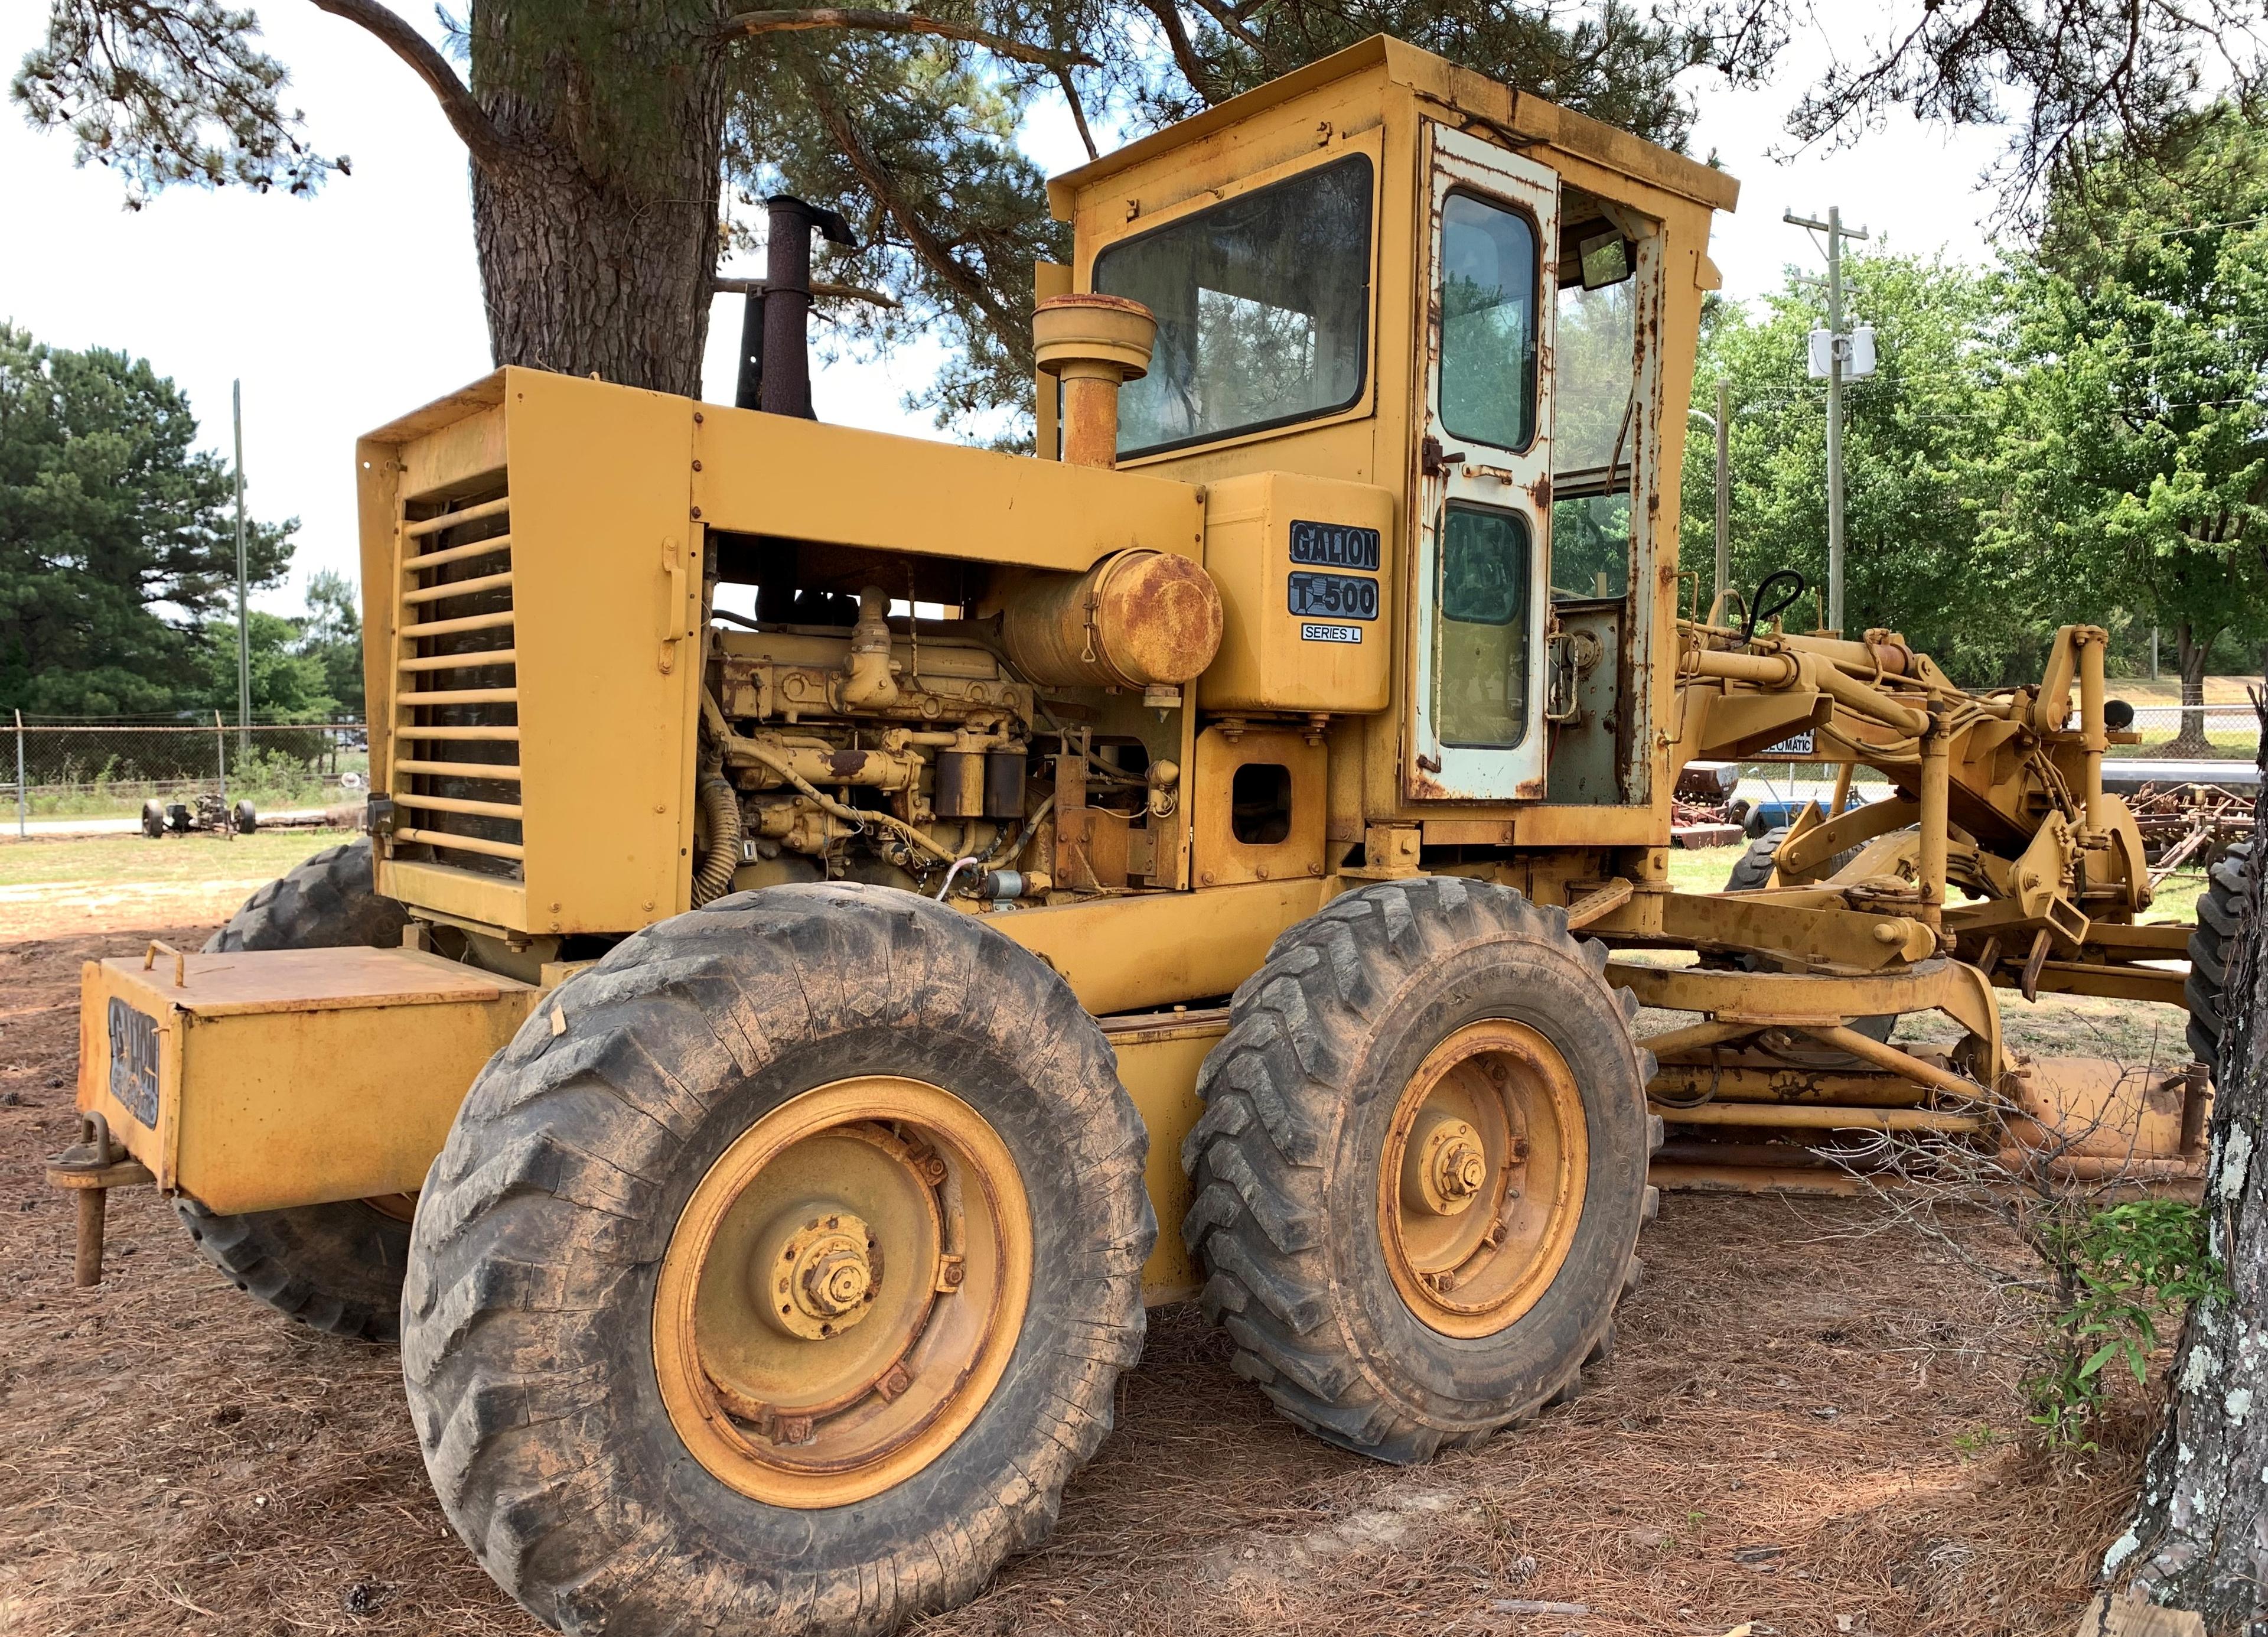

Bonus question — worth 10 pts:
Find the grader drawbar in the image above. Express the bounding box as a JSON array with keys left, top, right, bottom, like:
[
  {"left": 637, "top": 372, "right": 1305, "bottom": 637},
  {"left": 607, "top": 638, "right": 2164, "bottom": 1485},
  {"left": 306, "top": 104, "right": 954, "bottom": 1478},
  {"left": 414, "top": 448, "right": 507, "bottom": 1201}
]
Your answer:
[{"left": 60, "top": 35, "right": 2217, "bottom": 1636}]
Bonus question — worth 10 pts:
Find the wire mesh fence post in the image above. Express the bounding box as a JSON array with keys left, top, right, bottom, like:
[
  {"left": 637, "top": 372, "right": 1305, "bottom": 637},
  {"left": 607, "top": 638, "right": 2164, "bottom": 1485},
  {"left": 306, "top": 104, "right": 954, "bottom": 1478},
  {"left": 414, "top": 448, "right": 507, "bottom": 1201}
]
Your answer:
[
  {"left": 213, "top": 711, "right": 228, "bottom": 812},
  {"left": 13, "top": 710, "right": 24, "bottom": 838}
]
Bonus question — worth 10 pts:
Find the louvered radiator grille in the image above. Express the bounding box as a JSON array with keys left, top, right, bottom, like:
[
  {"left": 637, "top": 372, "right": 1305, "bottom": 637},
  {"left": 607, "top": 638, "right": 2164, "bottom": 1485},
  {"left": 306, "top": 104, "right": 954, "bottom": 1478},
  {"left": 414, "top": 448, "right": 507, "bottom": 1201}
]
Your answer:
[{"left": 388, "top": 484, "right": 524, "bottom": 878}]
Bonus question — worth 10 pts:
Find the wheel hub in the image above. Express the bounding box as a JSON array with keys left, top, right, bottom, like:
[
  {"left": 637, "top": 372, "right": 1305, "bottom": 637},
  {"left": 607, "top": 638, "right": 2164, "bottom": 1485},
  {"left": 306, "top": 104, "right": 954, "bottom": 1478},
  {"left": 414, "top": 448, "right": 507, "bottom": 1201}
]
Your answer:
[
  {"left": 1377, "top": 1020, "right": 1589, "bottom": 1337},
  {"left": 757, "top": 1210, "right": 879, "bottom": 1339},
  {"left": 652, "top": 1077, "right": 1032, "bottom": 1509},
  {"left": 1405, "top": 1112, "right": 1489, "bottom": 1215}
]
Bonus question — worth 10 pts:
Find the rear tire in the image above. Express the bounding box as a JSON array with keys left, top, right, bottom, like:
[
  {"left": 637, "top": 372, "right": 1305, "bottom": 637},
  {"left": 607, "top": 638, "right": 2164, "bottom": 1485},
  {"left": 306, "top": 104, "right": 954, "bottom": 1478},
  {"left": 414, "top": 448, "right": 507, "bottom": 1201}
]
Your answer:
[
  {"left": 2188, "top": 840, "right": 2253, "bottom": 1073},
  {"left": 177, "top": 1197, "right": 411, "bottom": 1342},
  {"left": 402, "top": 884, "right": 1152, "bottom": 1637},
  {"left": 1725, "top": 822, "right": 1865, "bottom": 892},
  {"left": 1181, "top": 877, "right": 1657, "bottom": 1463},
  {"left": 181, "top": 835, "right": 415, "bottom": 1340},
  {"left": 203, "top": 837, "right": 406, "bottom": 953}
]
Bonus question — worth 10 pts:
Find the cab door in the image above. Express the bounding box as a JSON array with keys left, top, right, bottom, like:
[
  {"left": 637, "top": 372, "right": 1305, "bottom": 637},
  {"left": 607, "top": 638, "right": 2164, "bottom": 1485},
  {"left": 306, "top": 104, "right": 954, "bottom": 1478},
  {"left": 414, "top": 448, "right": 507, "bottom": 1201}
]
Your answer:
[{"left": 1409, "top": 125, "right": 1559, "bottom": 800}]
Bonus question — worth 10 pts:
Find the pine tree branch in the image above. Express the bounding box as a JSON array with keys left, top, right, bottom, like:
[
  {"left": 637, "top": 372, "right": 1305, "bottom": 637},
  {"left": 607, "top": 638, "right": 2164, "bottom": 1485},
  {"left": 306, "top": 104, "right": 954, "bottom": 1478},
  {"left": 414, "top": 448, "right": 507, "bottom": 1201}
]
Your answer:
[
  {"left": 718, "top": 9, "right": 1096, "bottom": 70},
  {"left": 304, "top": 0, "right": 511, "bottom": 171},
  {"left": 800, "top": 71, "right": 1019, "bottom": 344},
  {"left": 1134, "top": 0, "right": 1224, "bottom": 105}
]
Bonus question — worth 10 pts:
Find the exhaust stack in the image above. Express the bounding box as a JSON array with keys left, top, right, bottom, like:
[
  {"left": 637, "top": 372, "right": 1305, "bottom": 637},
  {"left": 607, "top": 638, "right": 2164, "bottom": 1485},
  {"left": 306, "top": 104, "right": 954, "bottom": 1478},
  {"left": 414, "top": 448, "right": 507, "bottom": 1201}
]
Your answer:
[{"left": 732, "top": 196, "right": 856, "bottom": 418}]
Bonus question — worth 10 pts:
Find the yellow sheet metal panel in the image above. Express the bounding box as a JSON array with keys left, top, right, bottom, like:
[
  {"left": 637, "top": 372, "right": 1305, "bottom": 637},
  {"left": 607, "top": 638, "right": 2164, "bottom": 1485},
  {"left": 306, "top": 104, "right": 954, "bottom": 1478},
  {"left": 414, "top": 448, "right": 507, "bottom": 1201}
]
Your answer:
[
  {"left": 361, "top": 369, "right": 703, "bottom": 935},
  {"left": 77, "top": 947, "right": 536, "bottom": 1215},
  {"left": 505, "top": 371, "right": 703, "bottom": 933},
  {"left": 983, "top": 877, "right": 1325, "bottom": 1016},
  {"left": 1191, "top": 726, "right": 1329, "bottom": 887},
  {"left": 692, "top": 405, "right": 1204, "bottom": 572},
  {"left": 1202, "top": 472, "right": 1397, "bottom": 712},
  {"left": 1103, "top": 1008, "right": 1229, "bottom": 1304}
]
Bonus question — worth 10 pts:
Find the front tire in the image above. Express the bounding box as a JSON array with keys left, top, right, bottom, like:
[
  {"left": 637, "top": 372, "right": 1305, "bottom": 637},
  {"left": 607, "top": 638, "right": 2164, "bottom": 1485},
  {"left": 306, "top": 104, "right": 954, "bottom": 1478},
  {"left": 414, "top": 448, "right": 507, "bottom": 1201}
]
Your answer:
[
  {"left": 1182, "top": 877, "right": 1657, "bottom": 1463},
  {"left": 403, "top": 884, "right": 1152, "bottom": 1636},
  {"left": 2188, "top": 839, "right": 2253, "bottom": 1073}
]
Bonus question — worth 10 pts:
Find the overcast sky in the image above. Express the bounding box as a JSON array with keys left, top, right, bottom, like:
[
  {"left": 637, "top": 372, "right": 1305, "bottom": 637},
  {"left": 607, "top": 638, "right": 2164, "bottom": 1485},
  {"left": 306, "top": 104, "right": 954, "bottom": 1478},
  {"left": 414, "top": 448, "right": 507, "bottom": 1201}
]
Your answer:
[{"left": 1, "top": 7, "right": 2008, "bottom": 612}]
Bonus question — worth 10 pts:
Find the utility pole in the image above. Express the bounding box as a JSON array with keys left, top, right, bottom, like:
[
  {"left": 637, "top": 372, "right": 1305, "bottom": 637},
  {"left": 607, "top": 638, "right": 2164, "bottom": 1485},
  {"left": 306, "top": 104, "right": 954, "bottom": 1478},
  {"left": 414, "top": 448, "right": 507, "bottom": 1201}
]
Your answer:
[
  {"left": 1714, "top": 377, "right": 1731, "bottom": 612},
  {"left": 233, "top": 380, "right": 250, "bottom": 753},
  {"left": 1784, "top": 206, "right": 1869, "bottom": 635}
]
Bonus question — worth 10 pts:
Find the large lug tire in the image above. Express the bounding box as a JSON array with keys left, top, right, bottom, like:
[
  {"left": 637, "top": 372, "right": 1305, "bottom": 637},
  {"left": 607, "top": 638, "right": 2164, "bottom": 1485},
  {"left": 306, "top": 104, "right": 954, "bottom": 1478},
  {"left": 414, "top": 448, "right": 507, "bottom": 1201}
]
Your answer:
[
  {"left": 180, "top": 835, "right": 416, "bottom": 1340},
  {"left": 177, "top": 1196, "right": 414, "bottom": 1342},
  {"left": 1725, "top": 822, "right": 1865, "bottom": 893},
  {"left": 203, "top": 837, "right": 407, "bottom": 953},
  {"left": 402, "top": 883, "right": 1152, "bottom": 1637},
  {"left": 2188, "top": 839, "right": 2253, "bottom": 1073},
  {"left": 1724, "top": 824, "right": 1794, "bottom": 891},
  {"left": 1181, "top": 876, "right": 1658, "bottom": 1464}
]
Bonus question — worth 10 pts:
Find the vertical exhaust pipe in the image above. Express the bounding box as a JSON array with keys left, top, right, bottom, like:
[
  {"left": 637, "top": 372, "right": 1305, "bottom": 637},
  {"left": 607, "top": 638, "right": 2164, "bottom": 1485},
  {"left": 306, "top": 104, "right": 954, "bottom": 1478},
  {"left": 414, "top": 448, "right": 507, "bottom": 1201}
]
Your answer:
[{"left": 758, "top": 195, "right": 855, "bottom": 420}]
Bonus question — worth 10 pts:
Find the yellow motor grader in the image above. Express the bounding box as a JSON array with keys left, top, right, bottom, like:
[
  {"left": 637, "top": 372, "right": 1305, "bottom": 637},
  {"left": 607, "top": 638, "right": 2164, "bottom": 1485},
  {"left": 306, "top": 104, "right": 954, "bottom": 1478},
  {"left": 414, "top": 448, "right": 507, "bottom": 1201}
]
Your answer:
[{"left": 56, "top": 34, "right": 2217, "bottom": 1637}]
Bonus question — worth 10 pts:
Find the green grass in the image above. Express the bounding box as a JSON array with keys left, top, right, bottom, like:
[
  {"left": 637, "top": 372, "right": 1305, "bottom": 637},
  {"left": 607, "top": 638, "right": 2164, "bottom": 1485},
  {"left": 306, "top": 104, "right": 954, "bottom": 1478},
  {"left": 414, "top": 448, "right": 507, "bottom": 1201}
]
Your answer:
[
  {"left": 2106, "top": 727, "right": 2256, "bottom": 760},
  {"left": 1667, "top": 843, "right": 1746, "bottom": 894},
  {"left": 0, "top": 829, "right": 354, "bottom": 888}
]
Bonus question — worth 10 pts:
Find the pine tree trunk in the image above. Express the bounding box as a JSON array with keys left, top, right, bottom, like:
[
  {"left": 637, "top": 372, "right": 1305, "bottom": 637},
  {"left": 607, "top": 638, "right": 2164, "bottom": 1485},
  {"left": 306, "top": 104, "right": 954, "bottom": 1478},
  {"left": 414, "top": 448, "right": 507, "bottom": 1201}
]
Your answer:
[
  {"left": 2114, "top": 688, "right": 2268, "bottom": 1631},
  {"left": 2168, "top": 624, "right": 2212, "bottom": 757},
  {"left": 467, "top": 6, "right": 729, "bottom": 396}
]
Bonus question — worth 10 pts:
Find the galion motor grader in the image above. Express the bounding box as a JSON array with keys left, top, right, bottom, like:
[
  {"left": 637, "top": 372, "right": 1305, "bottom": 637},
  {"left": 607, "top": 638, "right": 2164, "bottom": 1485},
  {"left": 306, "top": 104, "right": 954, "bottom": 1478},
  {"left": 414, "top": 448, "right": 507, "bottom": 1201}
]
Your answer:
[{"left": 53, "top": 35, "right": 2223, "bottom": 1637}]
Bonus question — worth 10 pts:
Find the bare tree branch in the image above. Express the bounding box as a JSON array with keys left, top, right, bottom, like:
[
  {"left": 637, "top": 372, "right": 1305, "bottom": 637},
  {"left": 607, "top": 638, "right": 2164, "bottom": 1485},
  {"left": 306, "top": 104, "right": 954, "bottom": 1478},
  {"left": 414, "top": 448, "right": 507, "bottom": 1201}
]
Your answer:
[
  {"left": 304, "top": 0, "right": 510, "bottom": 171},
  {"left": 1054, "top": 64, "right": 1099, "bottom": 161},
  {"left": 718, "top": 8, "right": 1096, "bottom": 69},
  {"left": 713, "top": 275, "right": 900, "bottom": 307},
  {"left": 1132, "top": 0, "right": 1223, "bottom": 105}
]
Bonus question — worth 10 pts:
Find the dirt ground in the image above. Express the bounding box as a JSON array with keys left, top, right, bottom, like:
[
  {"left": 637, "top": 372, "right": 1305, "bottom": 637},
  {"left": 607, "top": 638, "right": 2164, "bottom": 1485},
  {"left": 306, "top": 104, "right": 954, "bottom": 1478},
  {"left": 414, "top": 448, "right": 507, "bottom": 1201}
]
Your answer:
[{"left": 0, "top": 868, "right": 2164, "bottom": 1637}]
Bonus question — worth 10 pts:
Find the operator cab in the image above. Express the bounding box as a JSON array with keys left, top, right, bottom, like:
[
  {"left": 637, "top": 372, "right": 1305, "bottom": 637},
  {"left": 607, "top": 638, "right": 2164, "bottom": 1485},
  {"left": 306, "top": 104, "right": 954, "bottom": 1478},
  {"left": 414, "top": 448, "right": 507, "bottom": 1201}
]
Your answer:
[{"left": 1046, "top": 38, "right": 1731, "bottom": 834}]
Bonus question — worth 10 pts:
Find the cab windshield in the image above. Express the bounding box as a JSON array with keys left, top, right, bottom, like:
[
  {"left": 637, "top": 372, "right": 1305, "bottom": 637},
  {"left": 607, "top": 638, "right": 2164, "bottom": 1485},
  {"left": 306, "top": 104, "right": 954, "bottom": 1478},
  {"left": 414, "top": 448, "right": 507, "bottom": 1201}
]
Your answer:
[{"left": 1094, "top": 157, "right": 1373, "bottom": 458}]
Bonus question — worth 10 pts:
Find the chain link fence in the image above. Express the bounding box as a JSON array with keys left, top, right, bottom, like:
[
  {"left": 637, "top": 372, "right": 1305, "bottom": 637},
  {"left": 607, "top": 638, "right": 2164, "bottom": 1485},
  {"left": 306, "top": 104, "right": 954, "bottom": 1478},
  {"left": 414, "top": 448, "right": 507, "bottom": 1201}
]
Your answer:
[
  {"left": 6, "top": 714, "right": 368, "bottom": 833},
  {"left": 2107, "top": 702, "right": 2260, "bottom": 761}
]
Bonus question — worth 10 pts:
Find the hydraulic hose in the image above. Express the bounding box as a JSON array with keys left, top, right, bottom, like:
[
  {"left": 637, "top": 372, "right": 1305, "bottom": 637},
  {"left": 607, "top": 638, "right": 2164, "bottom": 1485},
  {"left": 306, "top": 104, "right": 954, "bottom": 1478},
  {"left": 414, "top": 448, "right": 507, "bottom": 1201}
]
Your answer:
[{"left": 692, "top": 773, "right": 743, "bottom": 907}]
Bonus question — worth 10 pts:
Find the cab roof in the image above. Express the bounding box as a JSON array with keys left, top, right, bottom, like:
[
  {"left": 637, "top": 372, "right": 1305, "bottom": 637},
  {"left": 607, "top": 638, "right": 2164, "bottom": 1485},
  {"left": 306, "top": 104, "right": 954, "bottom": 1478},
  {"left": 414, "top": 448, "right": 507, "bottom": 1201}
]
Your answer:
[{"left": 1045, "top": 34, "right": 1741, "bottom": 220}]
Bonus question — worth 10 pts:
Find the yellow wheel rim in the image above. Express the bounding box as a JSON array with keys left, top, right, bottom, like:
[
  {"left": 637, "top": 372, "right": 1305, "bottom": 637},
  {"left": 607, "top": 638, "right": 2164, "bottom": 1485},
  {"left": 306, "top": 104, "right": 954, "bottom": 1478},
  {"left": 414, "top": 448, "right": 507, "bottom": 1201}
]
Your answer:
[
  {"left": 653, "top": 1077, "right": 1032, "bottom": 1508},
  {"left": 1377, "top": 1020, "right": 1588, "bottom": 1337}
]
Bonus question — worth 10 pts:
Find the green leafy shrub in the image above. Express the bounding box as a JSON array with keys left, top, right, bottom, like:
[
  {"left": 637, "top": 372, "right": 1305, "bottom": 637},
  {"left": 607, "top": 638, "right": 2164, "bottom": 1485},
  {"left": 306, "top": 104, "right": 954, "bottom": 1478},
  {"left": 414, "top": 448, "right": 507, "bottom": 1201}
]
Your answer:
[{"left": 2026, "top": 1199, "right": 2220, "bottom": 1448}]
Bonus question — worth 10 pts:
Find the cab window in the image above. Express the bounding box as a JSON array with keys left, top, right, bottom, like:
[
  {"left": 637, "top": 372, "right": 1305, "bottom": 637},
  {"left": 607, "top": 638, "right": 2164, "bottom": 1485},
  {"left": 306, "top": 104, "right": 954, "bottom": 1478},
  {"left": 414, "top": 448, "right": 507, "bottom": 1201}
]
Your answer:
[
  {"left": 1433, "top": 505, "right": 1532, "bottom": 748},
  {"left": 1550, "top": 219, "right": 1638, "bottom": 600},
  {"left": 1438, "top": 194, "right": 1539, "bottom": 453},
  {"left": 1094, "top": 157, "right": 1372, "bottom": 458}
]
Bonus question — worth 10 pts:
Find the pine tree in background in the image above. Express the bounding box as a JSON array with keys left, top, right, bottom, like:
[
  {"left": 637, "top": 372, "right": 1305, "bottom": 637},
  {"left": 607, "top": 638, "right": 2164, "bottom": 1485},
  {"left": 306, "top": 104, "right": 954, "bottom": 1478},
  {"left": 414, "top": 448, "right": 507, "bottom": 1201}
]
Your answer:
[{"left": 0, "top": 321, "right": 295, "bottom": 716}]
